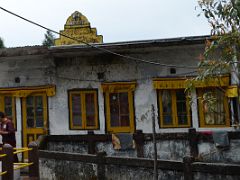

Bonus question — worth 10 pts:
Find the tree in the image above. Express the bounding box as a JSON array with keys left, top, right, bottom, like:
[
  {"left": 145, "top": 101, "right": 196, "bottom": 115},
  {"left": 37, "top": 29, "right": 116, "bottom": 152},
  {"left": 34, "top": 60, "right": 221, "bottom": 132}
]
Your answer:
[
  {"left": 42, "top": 30, "right": 55, "bottom": 47},
  {"left": 187, "top": 0, "right": 240, "bottom": 124},
  {"left": 0, "top": 37, "right": 5, "bottom": 48}
]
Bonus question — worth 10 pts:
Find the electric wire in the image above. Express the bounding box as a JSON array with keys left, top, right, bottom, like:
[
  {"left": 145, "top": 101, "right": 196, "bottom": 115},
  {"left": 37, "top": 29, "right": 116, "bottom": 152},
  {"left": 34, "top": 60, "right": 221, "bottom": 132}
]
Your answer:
[{"left": 0, "top": 6, "right": 199, "bottom": 69}]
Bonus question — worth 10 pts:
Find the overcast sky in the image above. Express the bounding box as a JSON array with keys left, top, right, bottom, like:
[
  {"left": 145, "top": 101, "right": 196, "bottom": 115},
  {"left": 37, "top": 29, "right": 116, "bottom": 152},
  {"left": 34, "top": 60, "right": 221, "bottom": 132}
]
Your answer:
[{"left": 0, "top": 0, "right": 211, "bottom": 47}]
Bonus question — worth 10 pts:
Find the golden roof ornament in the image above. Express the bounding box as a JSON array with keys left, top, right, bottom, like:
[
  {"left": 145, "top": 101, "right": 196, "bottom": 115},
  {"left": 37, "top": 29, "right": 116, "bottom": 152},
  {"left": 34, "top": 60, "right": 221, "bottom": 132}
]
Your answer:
[{"left": 54, "top": 11, "right": 103, "bottom": 46}]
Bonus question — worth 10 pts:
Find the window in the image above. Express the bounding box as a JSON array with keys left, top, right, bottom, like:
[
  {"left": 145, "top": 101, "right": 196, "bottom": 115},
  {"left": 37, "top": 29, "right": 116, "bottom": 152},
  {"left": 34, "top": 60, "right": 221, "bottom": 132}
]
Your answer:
[
  {"left": 0, "top": 95, "right": 16, "bottom": 129},
  {"left": 25, "top": 95, "right": 45, "bottom": 128},
  {"left": 69, "top": 90, "right": 98, "bottom": 130},
  {"left": 102, "top": 82, "right": 136, "bottom": 133},
  {"left": 198, "top": 88, "right": 230, "bottom": 127},
  {"left": 158, "top": 89, "right": 191, "bottom": 128}
]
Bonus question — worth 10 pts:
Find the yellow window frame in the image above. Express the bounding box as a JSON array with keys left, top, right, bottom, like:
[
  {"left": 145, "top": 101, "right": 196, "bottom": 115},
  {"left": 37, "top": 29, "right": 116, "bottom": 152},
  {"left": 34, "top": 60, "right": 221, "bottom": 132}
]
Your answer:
[
  {"left": 101, "top": 82, "right": 136, "bottom": 133},
  {"left": 22, "top": 93, "right": 48, "bottom": 130},
  {"left": 0, "top": 95, "right": 16, "bottom": 129},
  {"left": 69, "top": 90, "right": 99, "bottom": 130},
  {"left": 198, "top": 88, "right": 230, "bottom": 128},
  {"left": 158, "top": 89, "right": 191, "bottom": 128},
  {"left": 105, "top": 89, "right": 135, "bottom": 133}
]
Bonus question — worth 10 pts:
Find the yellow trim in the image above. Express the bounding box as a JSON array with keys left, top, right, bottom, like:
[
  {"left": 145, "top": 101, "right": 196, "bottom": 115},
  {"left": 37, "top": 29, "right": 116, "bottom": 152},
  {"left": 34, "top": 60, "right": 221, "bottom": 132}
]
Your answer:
[
  {"left": 103, "top": 82, "right": 135, "bottom": 133},
  {"left": 159, "top": 90, "right": 191, "bottom": 128},
  {"left": 153, "top": 76, "right": 229, "bottom": 89},
  {"left": 69, "top": 90, "right": 99, "bottom": 130},
  {"left": 198, "top": 88, "right": 230, "bottom": 127},
  {"left": 0, "top": 85, "right": 55, "bottom": 97},
  {"left": 14, "top": 162, "right": 33, "bottom": 170},
  {"left": 0, "top": 154, "right": 7, "bottom": 158},
  {"left": 101, "top": 82, "right": 136, "bottom": 93},
  {"left": 0, "top": 171, "right": 7, "bottom": 176},
  {"left": 225, "top": 85, "right": 238, "bottom": 97}
]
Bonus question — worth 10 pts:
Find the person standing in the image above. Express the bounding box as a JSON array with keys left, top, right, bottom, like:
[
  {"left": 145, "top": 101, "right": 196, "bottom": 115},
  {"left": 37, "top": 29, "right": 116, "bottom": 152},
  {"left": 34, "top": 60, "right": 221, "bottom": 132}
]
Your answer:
[{"left": 0, "top": 111, "right": 18, "bottom": 162}]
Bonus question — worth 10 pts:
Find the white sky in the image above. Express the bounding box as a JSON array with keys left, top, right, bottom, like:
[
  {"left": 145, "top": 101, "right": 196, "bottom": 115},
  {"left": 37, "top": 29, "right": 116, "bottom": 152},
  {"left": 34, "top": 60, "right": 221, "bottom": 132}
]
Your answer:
[{"left": 0, "top": 0, "right": 211, "bottom": 47}]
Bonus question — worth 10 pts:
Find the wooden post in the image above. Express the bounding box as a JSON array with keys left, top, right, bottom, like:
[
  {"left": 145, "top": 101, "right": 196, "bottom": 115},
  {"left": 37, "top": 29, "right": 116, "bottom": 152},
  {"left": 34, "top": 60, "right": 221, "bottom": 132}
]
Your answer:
[
  {"left": 2, "top": 144, "right": 13, "bottom": 180},
  {"left": 134, "top": 130, "right": 144, "bottom": 158},
  {"left": 88, "top": 131, "right": 96, "bottom": 154},
  {"left": 28, "top": 141, "right": 39, "bottom": 179},
  {"left": 97, "top": 151, "right": 106, "bottom": 180},
  {"left": 152, "top": 104, "right": 158, "bottom": 180},
  {"left": 188, "top": 128, "right": 198, "bottom": 158},
  {"left": 183, "top": 156, "right": 194, "bottom": 180}
]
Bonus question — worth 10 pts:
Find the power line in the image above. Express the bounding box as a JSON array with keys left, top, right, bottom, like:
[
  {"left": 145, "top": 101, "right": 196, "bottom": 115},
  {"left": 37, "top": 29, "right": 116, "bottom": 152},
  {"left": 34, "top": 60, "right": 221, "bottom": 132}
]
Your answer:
[{"left": 0, "top": 6, "right": 199, "bottom": 69}]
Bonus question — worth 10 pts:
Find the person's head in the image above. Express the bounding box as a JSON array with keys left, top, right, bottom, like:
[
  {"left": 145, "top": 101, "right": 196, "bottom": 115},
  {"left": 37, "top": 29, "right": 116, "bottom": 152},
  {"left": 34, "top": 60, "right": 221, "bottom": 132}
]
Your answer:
[{"left": 0, "top": 112, "right": 7, "bottom": 122}]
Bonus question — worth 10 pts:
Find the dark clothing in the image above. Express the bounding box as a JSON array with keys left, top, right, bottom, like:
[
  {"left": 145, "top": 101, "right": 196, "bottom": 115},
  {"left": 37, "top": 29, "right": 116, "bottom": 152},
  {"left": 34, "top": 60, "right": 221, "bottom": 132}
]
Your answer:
[
  {"left": 0, "top": 120, "right": 16, "bottom": 147},
  {"left": 0, "top": 119, "right": 18, "bottom": 162}
]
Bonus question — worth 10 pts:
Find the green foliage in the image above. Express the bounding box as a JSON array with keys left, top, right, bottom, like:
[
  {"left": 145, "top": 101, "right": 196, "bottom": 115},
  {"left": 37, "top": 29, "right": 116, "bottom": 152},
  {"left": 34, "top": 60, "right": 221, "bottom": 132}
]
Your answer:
[
  {"left": 187, "top": 0, "right": 240, "bottom": 88},
  {"left": 186, "top": 0, "right": 240, "bottom": 115},
  {"left": 0, "top": 37, "right": 5, "bottom": 48},
  {"left": 197, "top": 0, "right": 240, "bottom": 75},
  {"left": 42, "top": 30, "right": 55, "bottom": 47}
]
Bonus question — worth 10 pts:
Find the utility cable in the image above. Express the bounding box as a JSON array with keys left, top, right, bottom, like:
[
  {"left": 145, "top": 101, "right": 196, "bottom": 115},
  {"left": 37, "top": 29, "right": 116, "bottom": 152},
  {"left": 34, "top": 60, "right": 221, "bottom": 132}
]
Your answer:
[{"left": 0, "top": 6, "right": 199, "bottom": 69}]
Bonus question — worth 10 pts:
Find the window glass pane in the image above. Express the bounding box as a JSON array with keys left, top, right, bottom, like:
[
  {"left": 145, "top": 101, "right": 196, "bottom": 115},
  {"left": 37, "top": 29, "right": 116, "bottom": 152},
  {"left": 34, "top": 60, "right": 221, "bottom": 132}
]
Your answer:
[
  {"left": 72, "top": 94, "right": 82, "bottom": 126},
  {"left": 110, "top": 93, "right": 120, "bottom": 127},
  {"left": 5, "top": 107, "right": 12, "bottom": 119},
  {"left": 203, "top": 89, "right": 226, "bottom": 125},
  {"left": 4, "top": 96, "right": 12, "bottom": 106},
  {"left": 85, "top": 93, "right": 96, "bottom": 127},
  {"left": 27, "top": 96, "right": 33, "bottom": 106},
  {"left": 26, "top": 96, "right": 34, "bottom": 128},
  {"left": 109, "top": 92, "right": 130, "bottom": 127},
  {"left": 4, "top": 96, "right": 13, "bottom": 120},
  {"left": 35, "top": 96, "right": 44, "bottom": 127},
  {"left": 27, "top": 118, "right": 34, "bottom": 128},
  {"left": 119, "top": 93, "right": 130, "bottom": 126},
  {"left": 161, "top": 90, "right": 173, "bottom": 125},
  {"left": 176, "top": 90, "right": 188, "bottom": 125}
]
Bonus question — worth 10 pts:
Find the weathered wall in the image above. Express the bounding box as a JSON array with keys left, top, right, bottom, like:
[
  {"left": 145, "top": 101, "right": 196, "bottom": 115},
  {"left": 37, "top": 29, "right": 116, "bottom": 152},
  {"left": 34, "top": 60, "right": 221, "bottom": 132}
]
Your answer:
[
  {"left": 144, "top": 140, "right": 190, "bottom": 161},
  {"left": 105, "top": 165, "right": 184, "bottom": 180},
  {"left": 39, "top": 156, "right": 240, "bottom": 180},
  {"left": 39, "top": 158, "right": 97, "bottom": 180},
  {"left": 0, "top": 42, "right": 235, "bottom": 148},
  {"left": 198, "top": 139, "right": 240, "bottom": 163},
  {"left": 45, "top": 140, "right": 189, "bottom": 160},
  {"left": 194, "top": 173, "right": 240, "bottom": 180},
  {"left": 47, "top": 139, "right": 240, "bottom": 162},
  {"left": 50, "top": 44, "right": 208, "bottom": 135}
]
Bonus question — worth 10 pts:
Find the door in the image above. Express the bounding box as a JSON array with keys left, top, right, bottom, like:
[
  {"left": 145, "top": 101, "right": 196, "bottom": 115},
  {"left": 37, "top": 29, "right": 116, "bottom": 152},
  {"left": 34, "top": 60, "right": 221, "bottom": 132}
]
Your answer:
[{"left": 22, "top": 93, "right": 48, "bottom": 156}]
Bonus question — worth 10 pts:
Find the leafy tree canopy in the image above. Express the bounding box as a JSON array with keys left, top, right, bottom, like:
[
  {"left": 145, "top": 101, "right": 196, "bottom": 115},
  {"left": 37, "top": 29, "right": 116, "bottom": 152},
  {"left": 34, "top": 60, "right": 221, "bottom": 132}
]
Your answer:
[
  {"left": 42, "top": 30, "right": 55, "bottom": 47},
  {"left": 186, "top": 0, "right": 240, "bottom": 117},
  {"left": 0, "top": 37, "right": 5, "bottom": 48},
  {"left": 196, "top": 0, "right": 240, "bottom": 80}
]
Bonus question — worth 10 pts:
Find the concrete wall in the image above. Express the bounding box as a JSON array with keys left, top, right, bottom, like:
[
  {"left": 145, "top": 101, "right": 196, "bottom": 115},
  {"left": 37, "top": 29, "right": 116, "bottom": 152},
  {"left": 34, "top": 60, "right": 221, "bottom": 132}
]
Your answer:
[
  {"left": 39, "top": 157, "right": 240, "bottom": 180},
  {"left": 39, "top": 159, "right": 97, "bottom": 180},
  {"left": 198, "top": 139, "right": 240, "bottom": 163}
]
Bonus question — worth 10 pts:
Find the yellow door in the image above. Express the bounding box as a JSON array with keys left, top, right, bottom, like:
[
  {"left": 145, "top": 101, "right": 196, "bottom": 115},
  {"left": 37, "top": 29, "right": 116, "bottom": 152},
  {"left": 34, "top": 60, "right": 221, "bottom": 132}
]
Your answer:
[{"left": 22, "top": 93, "right": 48, "bottom": 156}]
